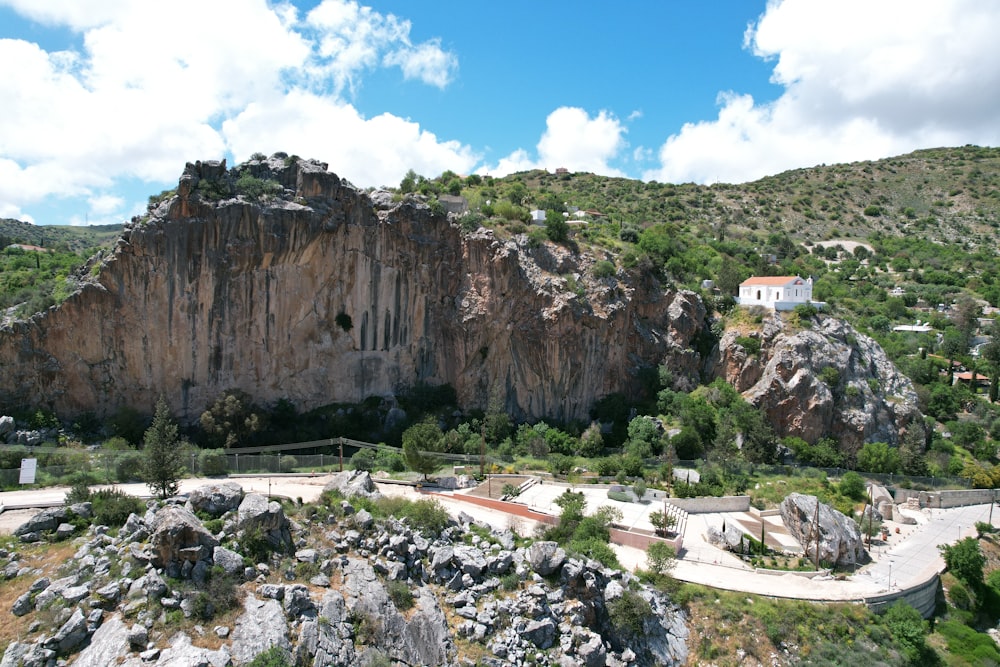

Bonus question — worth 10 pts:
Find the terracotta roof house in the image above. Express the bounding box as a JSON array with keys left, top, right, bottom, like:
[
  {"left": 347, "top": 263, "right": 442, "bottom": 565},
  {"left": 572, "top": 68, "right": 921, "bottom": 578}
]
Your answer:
[{"left": 737, "top": 276, "right": 816, "bottom": 311}]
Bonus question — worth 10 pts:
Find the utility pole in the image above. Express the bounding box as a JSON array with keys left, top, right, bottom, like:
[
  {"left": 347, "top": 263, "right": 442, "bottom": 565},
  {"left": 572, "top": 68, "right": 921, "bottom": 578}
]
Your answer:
[
  {"left": 865, "top": 486, "right": 873, "bottom": 548},
  {"left": 814, "top": 496, "right": 822, "bottom": 571}
]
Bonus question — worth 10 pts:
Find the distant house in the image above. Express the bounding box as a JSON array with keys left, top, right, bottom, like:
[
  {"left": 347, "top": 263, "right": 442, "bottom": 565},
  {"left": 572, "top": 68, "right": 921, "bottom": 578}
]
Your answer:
[
  {"left": 5, "top": 243, "right": 51, "bottom": 253},
  {"left": 530, "top": 210, "right": 546, "bottom": 225},
  {"left": 737, "top": 276, "right": 814, "bottom": 311},
  {"left": 893, "top": 322, "right": 934, "bottom": 333}
]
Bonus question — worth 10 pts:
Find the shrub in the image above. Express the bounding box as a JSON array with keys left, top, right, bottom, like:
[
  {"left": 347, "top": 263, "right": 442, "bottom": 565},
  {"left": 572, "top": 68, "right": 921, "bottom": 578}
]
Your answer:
[
  {"left": 199, "top": 449, "right": 229, "bottom": 476},
  {"left": 245, "top": 646, "right": 292, "bottom": 667},
  {"left": 65, "top": 475, "right": 93, "bottom": 504},
  {"left": 608, "top": 590, "right": 652, "bottom": 636},
  {"left": 607, "top": 490, "right": 631, "bottom": 503},
  {"left": 593, "top": 260, "right": 616, "bottom": 279},
  {"left": 735, "top": 336, "right": 761, "bottom": 356},
  {"left": 278, "top": 455, "right": 297, "bottom": 473},
  {"left": 114, "top": 452, "right": 145, "bottom": 482},
  {"left": 374, "top": 449, "right": 406, "bottom": 472},
  {"left": 91, "top": 488, "right": 146, "bottom": 527},
  {"left": 386, "top": 580, "right": 414, "bottom": 610},
  {"left": 839, "top": 471, "right": 866, "bottom": 501},
  {"left": 351, "top": 449, "right": 375, "bottom": 471}
]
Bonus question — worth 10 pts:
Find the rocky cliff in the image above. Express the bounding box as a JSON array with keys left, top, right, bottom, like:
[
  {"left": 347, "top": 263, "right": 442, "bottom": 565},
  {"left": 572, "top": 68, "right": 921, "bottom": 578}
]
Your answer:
[
  {"left": 0, "top": 156, "right": 706, "bottom": 423},
  {"left": 709, "top": 311, "right": 927, "bottom": 454}
]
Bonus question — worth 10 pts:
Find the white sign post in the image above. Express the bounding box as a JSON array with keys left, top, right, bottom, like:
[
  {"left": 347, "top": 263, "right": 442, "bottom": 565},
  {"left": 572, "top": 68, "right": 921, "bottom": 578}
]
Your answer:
[{"left": 19, "top": 458, "right": 37, "bottom": 485}]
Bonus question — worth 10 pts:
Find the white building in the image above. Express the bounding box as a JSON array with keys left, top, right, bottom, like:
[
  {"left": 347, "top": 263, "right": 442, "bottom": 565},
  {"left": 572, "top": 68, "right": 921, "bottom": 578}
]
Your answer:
[
  {"left": 737, "top": 276, "right": 814, "bottom": 311},
  {"left": 530, "top": 209, "right": 546, "bottom": 224}
]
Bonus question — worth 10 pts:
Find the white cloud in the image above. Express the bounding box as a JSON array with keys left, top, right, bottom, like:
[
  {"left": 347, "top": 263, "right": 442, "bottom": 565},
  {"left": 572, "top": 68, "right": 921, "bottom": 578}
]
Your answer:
[
  {"left": 223, "top": 90, "right": 478, "bottom": 188},
  {"left": 647, "top": 0, "right": 1000, "bottom": 184},
  {"left": 484, "top": 107, "right": 628, "bottom": 177},
  {"left": 88, "top": 194, "right": 124, "bottom": 216},
  {"left": 304, "top": 0, "right": 456, "bottom": 93},
  {"left": 0, "top": 0, "right": 463, "bottom": 221}
]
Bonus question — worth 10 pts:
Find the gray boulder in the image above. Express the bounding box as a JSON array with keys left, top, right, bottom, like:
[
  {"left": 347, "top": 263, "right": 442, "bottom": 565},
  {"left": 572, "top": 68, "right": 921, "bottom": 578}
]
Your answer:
[
  {"left": 526, "top": 541, "right": 566, "bottom": 576},
  {"left": 705, "top": 521, "right": 748, "bottom": 551},
  {"left": 47, "top": 607, "right": 89, "bottom": 656},
  {"left": 0, "top": 415, "right": 14, "bottom": 440},
  {"left": 780, "top": 492, "right": 867, "bottom": 567},
  {"left": 71, "top": 616, "right": 129, "bottom": 667},
  {"left": 185, "top": 481, "right": 244, "bottom": 517},
  {"left": 147, "top": 505, "right": 219, "bottom": 574},
  {"left": 237, "top": 493, "right": 292, "bottom": 549},
  {"left": 231, "top": 594, "right": 292, "bottom": 665},
  {"left": 212, "top": 546, "right": 244, "bottom": 578},
  {"left": 14, "top": 507, "right": 67, "bottom": 536},
  {"left": 322, "top": 470, "right": 381, "bottom": 500},
  {"left": 294, "top": 590, "right": 356, "bottom": 667},
  {"left": 341, "top": 558, "right": 453, "bottom": 666}
]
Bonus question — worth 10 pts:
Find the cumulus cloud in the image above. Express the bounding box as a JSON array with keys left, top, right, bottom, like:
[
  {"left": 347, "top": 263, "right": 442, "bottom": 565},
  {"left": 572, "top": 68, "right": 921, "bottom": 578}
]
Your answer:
[
  {"left": 484, "top": 107, "right": 627, "bottom": 177},
  {"left": 646, "top": 0, "right": 1000, "bottom": 184},
  {"left": 304, "top": 0, "right": 456, "bottom": 93},
  {"left": 0, "top": 0, "right": 463, "bottom": 220},
  {"left": 223, "top": 90, "right": 478, "bottom": 187}
]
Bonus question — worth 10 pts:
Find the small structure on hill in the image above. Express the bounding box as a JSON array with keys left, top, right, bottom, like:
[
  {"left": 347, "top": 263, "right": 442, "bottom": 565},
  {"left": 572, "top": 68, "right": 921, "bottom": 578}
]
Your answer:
[{"left": 736, "top": 275, "right": 814, "bottom": 311}]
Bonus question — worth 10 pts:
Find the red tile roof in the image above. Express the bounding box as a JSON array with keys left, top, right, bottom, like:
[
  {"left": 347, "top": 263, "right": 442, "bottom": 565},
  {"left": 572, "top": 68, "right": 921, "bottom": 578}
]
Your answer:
[{"left": 739, "top": 276, "right": 804, "bottom": 286}]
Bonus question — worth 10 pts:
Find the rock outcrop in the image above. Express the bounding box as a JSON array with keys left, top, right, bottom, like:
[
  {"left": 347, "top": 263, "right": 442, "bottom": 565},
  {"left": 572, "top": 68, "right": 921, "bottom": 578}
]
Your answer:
[
  {"left": 780, "top": 492, "right": 868, "bottom": 568},
  {"left": 0, "top": 155, "right": 707, "bottom": 424},
  {"left": 710, "top": 311, "right": 926, "bottom": 454},
  {"left": 1, "top": 481, "right": 689, "bottom": 667}
]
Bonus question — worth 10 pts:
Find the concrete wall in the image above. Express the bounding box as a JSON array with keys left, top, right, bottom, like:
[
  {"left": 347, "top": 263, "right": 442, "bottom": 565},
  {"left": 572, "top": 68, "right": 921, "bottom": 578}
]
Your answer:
[
  {"left": 609, "top": 527, "right": 683, "bottom": 553},
  {"left": 666, "top": 496, "right": 751, "bottom": 514},
  {"left": 864, "top": 574, "right": 940, "bottom": 618},
  {"left": 894, "top": 488, "right": 997, "bottom": 509}
]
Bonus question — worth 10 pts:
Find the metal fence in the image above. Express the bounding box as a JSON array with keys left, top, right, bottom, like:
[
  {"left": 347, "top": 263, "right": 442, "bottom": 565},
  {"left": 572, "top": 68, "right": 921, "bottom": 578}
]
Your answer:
[{"left": 673, "top": 459, "right": 970, "bottom": 489}]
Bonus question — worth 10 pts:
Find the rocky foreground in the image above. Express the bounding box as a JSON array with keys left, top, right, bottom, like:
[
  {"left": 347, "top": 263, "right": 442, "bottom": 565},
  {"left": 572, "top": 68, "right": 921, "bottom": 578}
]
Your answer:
[{"left": 0, "top": 473, "right": 688, "bottom": 666}]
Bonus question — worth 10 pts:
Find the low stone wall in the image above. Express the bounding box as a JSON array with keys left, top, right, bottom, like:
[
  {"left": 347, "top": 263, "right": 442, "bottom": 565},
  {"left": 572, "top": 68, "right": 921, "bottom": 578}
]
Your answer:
[
  {"left": 666, "top": 496, "right": 751, "bottom": 514},
  {"left": 893, "top": 488, "right": 996, "bottom": 509},
  {"left": 609, "top": 527, "right": 683, "bottom": 553}
]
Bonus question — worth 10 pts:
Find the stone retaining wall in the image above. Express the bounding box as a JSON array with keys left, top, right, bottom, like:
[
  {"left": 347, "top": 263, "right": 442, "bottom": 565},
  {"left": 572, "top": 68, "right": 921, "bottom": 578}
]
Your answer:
[
  {"left": 665, "top": 496, "right": 751, "bottom": 514},
  {"left": 864, "top": 573, "right": 940, "bottom": 618},
  {"left": 893, "top": 488, "right": 997, "bottom": 509}
]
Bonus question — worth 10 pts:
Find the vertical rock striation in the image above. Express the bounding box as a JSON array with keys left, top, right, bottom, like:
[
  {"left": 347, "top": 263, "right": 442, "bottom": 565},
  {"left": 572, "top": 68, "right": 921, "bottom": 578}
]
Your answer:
[{"left": 0, "top": 156, "right": 706, "bottom": 423}]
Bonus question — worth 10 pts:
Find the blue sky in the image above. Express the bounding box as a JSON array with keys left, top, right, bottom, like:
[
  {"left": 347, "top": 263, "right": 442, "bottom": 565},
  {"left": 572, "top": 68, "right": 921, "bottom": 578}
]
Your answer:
[{"left": 1, "top": 0, "right": 999, "bottom": 227}]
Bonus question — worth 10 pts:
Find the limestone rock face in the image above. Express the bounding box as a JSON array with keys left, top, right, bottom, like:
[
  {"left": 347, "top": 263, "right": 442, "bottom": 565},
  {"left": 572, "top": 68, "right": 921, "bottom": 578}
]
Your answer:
[
  {"left": 780, "top": 492, "right": 867, "bottom": 568},
  {"left": 147, "top": 505, "right": 219, "bottom": 573},
  {"left": 710, "top": 312, "right": 926, "bottom": 454},
  {"left": 0, "top": 156, "right": 707, "bottom": 424},
  {"left": 322, "top": 470, "right": 381, "bottom": 500},
  {"left": 185, "top": 481, "right": 244, "bottom": 518}
]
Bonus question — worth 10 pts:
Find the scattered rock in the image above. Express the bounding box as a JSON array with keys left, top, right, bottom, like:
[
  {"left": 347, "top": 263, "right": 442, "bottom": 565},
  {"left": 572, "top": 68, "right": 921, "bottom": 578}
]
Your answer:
[{"left": 322, "top": 470, "right": 382, "bottom": 500}]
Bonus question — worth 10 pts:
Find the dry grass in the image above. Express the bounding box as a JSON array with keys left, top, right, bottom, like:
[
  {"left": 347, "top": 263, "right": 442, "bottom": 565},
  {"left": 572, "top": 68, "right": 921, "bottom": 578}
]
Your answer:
[{"left": 0, "top": 540, "right": 79, "bottom": 653}]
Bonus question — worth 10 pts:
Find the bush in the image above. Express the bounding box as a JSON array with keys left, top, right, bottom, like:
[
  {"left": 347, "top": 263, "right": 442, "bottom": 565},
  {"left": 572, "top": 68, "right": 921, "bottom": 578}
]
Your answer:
[
  {"left": 199, "top": 449, "right": 229, "bottom": 476},
  {"left": 114, "top": 452, "right": 145, "bottom": 482},
  {"left": 608, "top": 590, "right": 652, "bottom": 636},
  {"left": 735, "top": 336, "right": 761, "bottom": 356},
  {"left": 593, "top": 260, "right": 616, "bottom": 279},
  {"left": 351, "top": 449, "right": 375, "bottom": 471},
  {"left": 91, "top": 488, "right": 145, "bottom": 527},
  {"left": 278, "top": 455, "right": 297, "bottom": 473},
  {"left": 839, "top": 471, "right": 866, "bottom": 500},
  {"left": 374, "top": 449, "right": 406, "bottom": 472},
  {"left": 244, "top": 646, "right": 292, "bottom": 667},
  {"left": 386, "top": 580, "right": 414, "bottom": 610}
]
